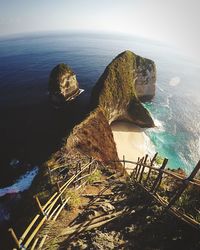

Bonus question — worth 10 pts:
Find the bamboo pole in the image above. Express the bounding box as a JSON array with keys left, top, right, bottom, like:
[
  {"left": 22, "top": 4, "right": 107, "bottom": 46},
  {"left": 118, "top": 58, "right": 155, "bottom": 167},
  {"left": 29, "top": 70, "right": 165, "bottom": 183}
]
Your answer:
[
  {"left": 42, "top": 192, "right": 58, "bottom": 211},
  {"left": 19, "top": 214, "right": 40, "bottom": 244},
  {"left": 56, "top": 182, "right": 64, "bottom": 204},
  {"left": 30, "top": 237, "right": 39, "bottom": 250},
  {"left": 8, "top": 228, "right": 20, "bottom": 249},
  {"left": 53, "top": 198, "right": 70, "bottom": 221},
  {"left": 34, "top": 195, "right": 44, "bottom": 215},
  {"left": 38, "top": 235, "right": 48, "bottom": 249},
  {"left": 48, "top": 203, "right": 61, "bottom": 220},
  {"left": 24, "top": 216, "right": 47, "bottom": 248}
]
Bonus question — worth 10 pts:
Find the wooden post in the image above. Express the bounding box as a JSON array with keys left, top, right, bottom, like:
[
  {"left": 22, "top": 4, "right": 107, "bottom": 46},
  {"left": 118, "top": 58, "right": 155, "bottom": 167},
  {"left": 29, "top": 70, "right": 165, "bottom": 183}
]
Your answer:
[
  {"left": 135, "top": 157, "right": 144, "bottom": 181},
  {"left": 8, "top": 228, "right": 20, "bottom": 249},
  {"left": 132, "top": 157, "right": 140, "bottom": 179},
  {"left": 166, "top": 160, "right": 200, "bottom": 210},
  {"left": 150, "top": 158, "right": 168, "bottom": 194},
  {"left": 34, "top": 195, "right": 44, "bottom": 215},
  {"left": 138, "top": 154, "right": 148, "bottom": 183},
  {"left": 123, "top": 155, "right": 126, "bottom": 175},
  {"left": 145, "top": 153, "right": 158, "bottom": 185}
]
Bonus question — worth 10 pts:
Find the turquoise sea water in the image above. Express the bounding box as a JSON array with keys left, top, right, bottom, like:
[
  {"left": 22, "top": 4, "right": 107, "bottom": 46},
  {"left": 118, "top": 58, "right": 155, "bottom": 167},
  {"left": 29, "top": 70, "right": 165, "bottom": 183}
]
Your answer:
[{"left": 0, "top": 32, "right": 199, "bottom": 184}]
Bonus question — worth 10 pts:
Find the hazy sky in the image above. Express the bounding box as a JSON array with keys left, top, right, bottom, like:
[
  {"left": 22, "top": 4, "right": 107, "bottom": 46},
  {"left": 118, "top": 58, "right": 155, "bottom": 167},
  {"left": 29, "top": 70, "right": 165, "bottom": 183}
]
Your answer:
[{"left": 0, "top": 0, "right": 200, "bottom": 60}]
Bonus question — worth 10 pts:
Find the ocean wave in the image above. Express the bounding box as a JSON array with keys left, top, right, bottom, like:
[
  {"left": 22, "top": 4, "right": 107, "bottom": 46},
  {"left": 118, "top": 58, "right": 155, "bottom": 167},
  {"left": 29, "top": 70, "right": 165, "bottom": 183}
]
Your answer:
[
  {"left": 0, "top": 167, "right": 38, "bottom": 197},
  {"left": 144, "top": 132, "right": 156, "bottom": 157}
]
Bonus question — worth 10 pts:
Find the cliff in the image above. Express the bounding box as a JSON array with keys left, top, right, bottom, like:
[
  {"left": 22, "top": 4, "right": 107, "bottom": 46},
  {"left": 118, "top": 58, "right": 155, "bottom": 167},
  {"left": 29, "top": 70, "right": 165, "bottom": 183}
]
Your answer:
[
  {"left": 66, "top": 108, "right": 123, "bottom": 173},
  {"left": 135, "top": 55, "right": 156, "bottom": 101},
  {"left": 90, "top": 50, "right": 155, "bottom": 127}
]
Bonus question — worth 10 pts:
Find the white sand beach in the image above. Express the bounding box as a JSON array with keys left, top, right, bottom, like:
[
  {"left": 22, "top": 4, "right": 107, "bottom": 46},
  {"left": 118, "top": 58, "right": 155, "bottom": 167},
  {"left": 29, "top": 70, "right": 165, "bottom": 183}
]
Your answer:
[{"left": 111, "top": 121, "right": 151, "bottom": 173}]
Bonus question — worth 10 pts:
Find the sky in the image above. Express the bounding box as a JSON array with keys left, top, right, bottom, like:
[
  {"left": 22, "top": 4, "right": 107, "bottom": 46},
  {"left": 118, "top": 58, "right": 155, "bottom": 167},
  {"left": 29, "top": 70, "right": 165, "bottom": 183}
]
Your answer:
[{"left": 0, "top": 0, "right": 200, "bottom": 61}]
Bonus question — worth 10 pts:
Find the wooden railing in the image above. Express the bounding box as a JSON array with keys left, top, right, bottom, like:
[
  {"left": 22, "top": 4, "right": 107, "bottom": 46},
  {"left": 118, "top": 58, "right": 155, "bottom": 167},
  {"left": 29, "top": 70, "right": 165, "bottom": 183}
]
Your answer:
[
  {"left": 114, "top": 153, "right": 200, "bottom": 230},
  {"left": 8, "top": 158, "right": 99, "bottom": 250},
  {"left": 8, "top": 154, "right": 200, "bottom": 249}
]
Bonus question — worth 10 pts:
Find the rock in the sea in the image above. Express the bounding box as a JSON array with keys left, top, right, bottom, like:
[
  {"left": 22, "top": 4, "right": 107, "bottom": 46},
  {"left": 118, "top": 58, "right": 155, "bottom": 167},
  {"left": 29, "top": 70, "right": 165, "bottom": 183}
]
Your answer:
[
  {"left": 90, "top": 50, "right": 155, "bottom": 127},
  {"left": 49, "top": 63, "right": 80, "bottom": 105}
]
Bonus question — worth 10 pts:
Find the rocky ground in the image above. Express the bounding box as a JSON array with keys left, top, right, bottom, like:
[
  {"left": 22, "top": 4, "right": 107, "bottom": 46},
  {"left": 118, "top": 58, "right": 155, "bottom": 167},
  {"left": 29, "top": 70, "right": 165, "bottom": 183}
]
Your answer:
[{"left": 38, "top": 170, "right": 200, "bottom": 250}]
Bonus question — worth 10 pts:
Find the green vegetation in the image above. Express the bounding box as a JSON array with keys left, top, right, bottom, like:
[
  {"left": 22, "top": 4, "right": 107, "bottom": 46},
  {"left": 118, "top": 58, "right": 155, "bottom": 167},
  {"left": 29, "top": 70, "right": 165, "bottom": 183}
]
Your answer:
[
  {"left": 64, "top": 189, "right": 81, "bottom": 208},
  {"left": 86, "top": 169, "right": 102, "bottom": 184},
  {"left": 49, "top": 63, "right": 74, "bottom": 92},
  {"left": 155, "top": 155, "right": 164, "bottom": 165},
  {"left": 90, "top": 50, "right": 155, "bottom": 127}
]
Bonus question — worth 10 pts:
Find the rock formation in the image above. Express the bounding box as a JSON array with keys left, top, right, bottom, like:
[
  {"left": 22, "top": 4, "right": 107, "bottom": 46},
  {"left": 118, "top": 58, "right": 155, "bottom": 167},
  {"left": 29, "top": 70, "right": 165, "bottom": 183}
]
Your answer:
[
  {"left": 135, "top": 56, "right": 156, "bottom": 101},
  {"left": 90, "top": 50, "right": 155, "bottom": 127},
  {"left": 49, "top": 64, "right": 80, "bottom": 105},
  {"left": 66, "top": 108, "right": 123, "bottom": 173}
]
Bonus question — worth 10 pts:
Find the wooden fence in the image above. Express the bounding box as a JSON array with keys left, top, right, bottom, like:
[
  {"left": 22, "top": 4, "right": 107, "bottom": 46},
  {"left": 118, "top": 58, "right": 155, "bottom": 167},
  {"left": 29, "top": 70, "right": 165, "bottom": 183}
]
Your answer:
[
  {"left": 8, "top": 158, "right": 99, "bottom": 250},
  {"left": 117, "top": 153, "right": 200, "bottom": 230},
  {"left": 8, "top": 153, "right": 200, "bottom": 249}
]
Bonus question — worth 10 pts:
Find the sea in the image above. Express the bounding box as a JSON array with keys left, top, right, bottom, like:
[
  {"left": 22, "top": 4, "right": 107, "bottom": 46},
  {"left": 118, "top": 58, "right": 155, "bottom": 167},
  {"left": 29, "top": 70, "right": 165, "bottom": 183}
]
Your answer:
[{"left": 0, "top": 32, "right": 199, "bottom": 216}]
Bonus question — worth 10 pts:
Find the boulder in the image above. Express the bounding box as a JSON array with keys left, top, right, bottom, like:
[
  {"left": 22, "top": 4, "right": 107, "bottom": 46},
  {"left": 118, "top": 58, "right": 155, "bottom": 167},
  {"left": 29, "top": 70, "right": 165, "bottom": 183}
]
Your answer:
[
  {"left": 49, "top": 63, "right": 80, "bottom": 105},
  {"left": 90, "top": 50, "right": 155, "bottom": 127}
]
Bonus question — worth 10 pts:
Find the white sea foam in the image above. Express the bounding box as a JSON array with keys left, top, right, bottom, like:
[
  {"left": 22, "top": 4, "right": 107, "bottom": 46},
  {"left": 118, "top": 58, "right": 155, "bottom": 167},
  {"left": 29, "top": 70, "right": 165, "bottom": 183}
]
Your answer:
[
  {"left": 0, "top": 167, "right": 38, "bottom": 197},
  {"left": 143, "top": 132, "right": 156, "bottom": 157}
]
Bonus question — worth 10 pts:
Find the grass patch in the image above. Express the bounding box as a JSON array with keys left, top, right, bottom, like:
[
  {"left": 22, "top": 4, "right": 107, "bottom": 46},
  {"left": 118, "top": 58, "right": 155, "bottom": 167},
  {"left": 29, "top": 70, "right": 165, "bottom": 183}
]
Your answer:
[
  {"left": 86, "top": 169, "right": 102, "bottom": 184},
  {"left": 155, "top": 155, "right": 164, "bottom": 165},
  {"left": 64, "top": 189, "right": 81, "bottom": 208}
]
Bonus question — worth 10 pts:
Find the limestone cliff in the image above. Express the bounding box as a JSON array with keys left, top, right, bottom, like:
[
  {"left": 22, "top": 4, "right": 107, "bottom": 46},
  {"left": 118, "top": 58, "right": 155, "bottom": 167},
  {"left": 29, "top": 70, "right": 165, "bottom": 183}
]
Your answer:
[
  {"left": 90, "top": 50, "right": 155, "bottom": 128},
  {"left": 49, "top": 64, "right": 80, "bottom": 105},
  {"left": 135, "top": 56, "right": 156, "bottom": 101},
  {"left": 66, "top": 108, "right": 123, "bottom": 173}
]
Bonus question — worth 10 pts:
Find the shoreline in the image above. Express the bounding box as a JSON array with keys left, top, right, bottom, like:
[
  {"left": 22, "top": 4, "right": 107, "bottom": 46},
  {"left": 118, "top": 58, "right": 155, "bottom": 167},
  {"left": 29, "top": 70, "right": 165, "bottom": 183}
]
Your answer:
[{"left": 111, "top": 121, "right": 154, "bottom": 174}]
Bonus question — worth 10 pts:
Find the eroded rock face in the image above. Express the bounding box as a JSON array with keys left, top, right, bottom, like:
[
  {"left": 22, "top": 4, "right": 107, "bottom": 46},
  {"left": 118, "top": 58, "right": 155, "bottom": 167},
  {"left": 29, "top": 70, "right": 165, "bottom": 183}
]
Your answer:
[
  {"left": 66, "top": 108, "right": 123, "bottom": 174},
  {"left": 90, "top": 51, "right": 155, "bottom": 128},
  {"left": 49, "top": 64, "right": 80, "bottom": 105},
  {"left": 135, "top": 56, "right": 156, "bottom": 101}
]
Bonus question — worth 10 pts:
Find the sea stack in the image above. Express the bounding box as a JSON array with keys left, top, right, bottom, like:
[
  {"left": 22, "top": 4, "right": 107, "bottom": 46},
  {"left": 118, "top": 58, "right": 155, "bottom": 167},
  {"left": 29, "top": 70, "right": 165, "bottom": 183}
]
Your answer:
[
  {"left": 90, "top": 50, "right": 156, "bottom": 127},
  {"left": 49, "top": 63, "right": 80, "bottom": 106}
]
